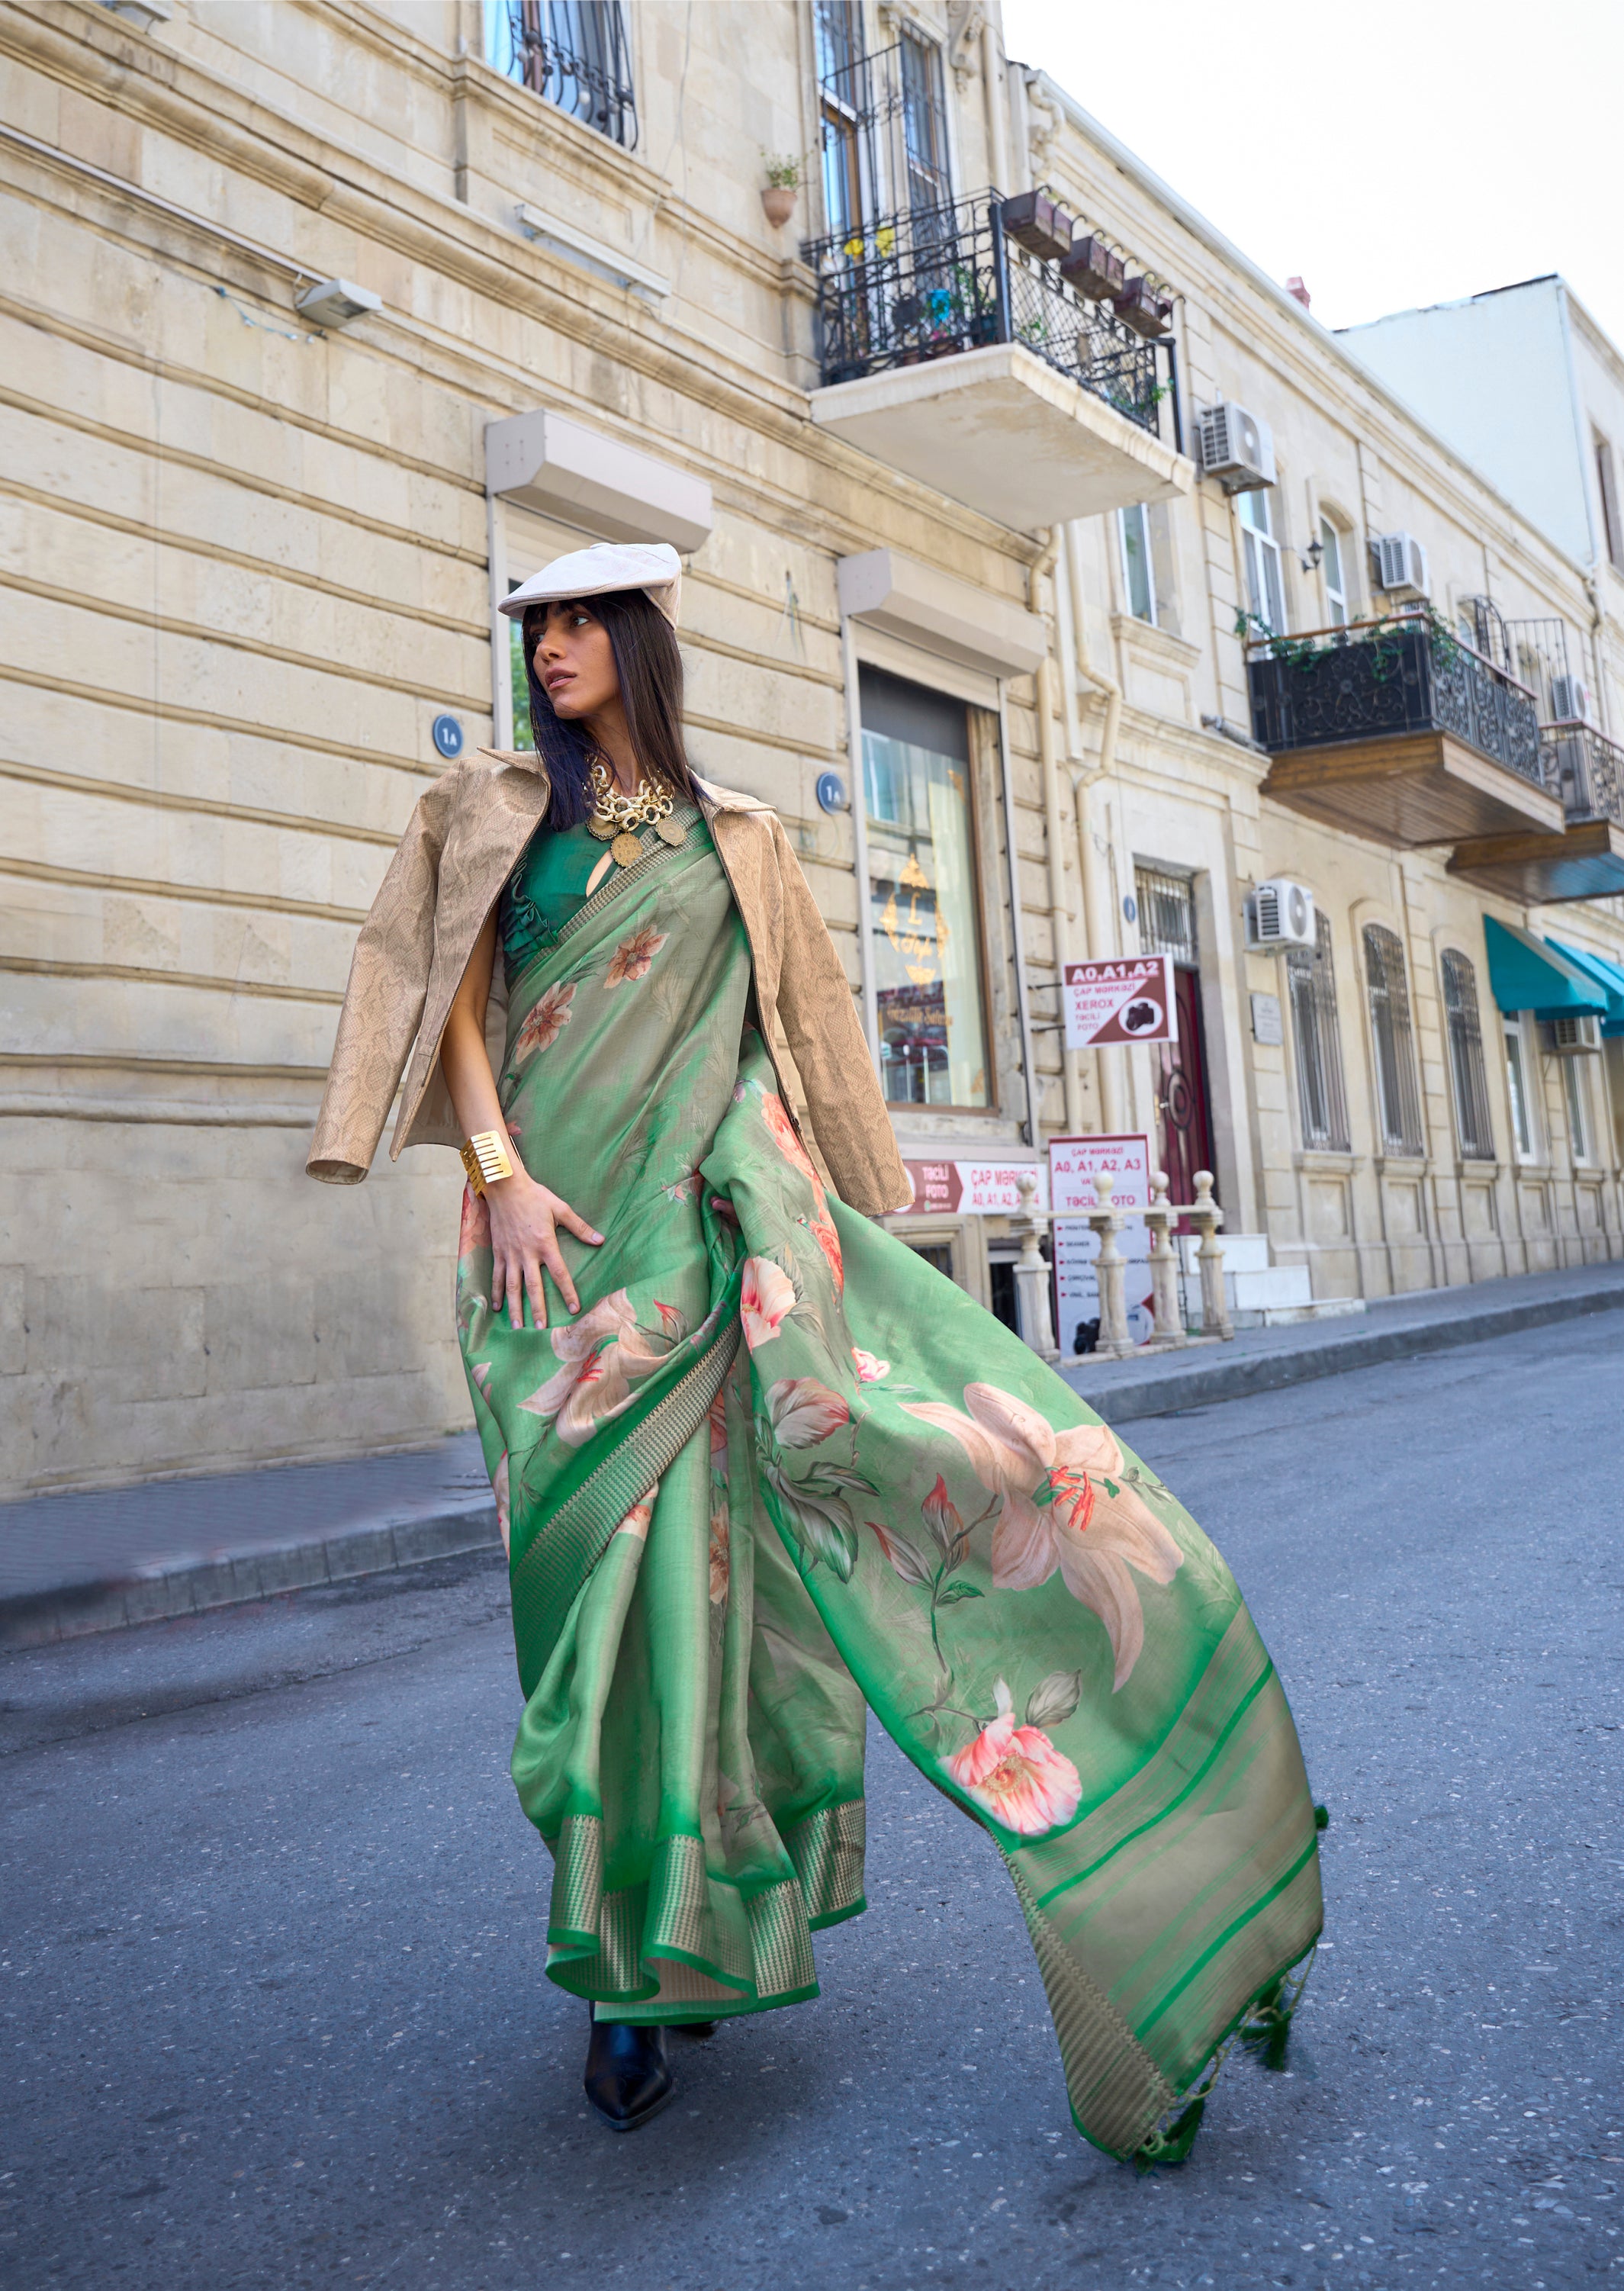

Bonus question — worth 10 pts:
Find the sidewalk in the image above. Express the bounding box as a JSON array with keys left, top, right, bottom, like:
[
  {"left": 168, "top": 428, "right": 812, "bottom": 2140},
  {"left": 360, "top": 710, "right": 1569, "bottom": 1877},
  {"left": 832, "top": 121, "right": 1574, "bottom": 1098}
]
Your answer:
[{"left": 5, "top": 1255, "right": 1621, "bottom": 1651}]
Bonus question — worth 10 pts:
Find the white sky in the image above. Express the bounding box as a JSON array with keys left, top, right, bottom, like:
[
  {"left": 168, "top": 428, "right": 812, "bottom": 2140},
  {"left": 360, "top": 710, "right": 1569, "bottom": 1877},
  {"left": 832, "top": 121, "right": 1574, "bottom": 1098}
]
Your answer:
[{"left": 999, "top": 0, "right": 1624, "bottom": 352}]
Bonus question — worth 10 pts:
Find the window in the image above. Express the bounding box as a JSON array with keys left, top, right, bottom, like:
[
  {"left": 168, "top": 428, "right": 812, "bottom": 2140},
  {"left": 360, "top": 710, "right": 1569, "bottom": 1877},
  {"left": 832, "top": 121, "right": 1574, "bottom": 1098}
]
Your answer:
[
  {"left": 1565, "top": 1053, "right": 1591, "bottom": 1163},
  {"left": 1320, "top": 517, "right": 1349, "bottom": 627},
  {"left": 1503, "top": 1017, "right": 1536, "bottom": 1159},
  {"left": 816, "top": 0, "right": 866, "bottom": 242},
  {"left": 1362, "top": 923, "right": 1424, "bottom": 1156},
  {"left": 1238, "top": 488, "right": 1285, "bottom": 633},
  {"left": 899, "top": 27, "right": 950, "bottom": 211},
  {"left": 485, "top": 0, "right": 637, "bottom": 147},
  {"left": 1439, "top": 950, "right": 1494, "bottom": 1160},
  {"left": 1135, "top": 866, "right": 1198, "bottom": 966},
  {"left": 860, "top": 667, "right": 991, "bottom": 1109},
  {"left": 1596, "top": 430, "right": 1624, "bottom": 574},
  {"left": 1285, "top": 913, "right": 1351, "bottom": 1151},
  {"left": 1119, "top": 504, "right": 1156, "bottom": 626}
]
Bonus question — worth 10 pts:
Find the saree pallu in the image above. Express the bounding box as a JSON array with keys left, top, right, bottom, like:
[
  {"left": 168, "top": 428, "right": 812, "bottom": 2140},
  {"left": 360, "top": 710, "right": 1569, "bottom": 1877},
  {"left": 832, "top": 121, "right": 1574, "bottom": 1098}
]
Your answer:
[{"left": 458, "top": 805, "right": 1323, "bottom": 2163}]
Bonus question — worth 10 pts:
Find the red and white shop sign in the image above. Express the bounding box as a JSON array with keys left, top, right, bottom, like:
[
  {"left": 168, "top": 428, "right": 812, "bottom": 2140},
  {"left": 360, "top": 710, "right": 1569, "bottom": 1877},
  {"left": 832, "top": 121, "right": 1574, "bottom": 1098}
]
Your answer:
[
  {"left": 1047, "top": 1133, "right": 1153, "bottom": 1216},
  {"left": 1062, "top": 953, "right": 1177, "bottom": 1049},
  {"left": 898, "top": 1158, "right": 1050, "bottom": 1217}
]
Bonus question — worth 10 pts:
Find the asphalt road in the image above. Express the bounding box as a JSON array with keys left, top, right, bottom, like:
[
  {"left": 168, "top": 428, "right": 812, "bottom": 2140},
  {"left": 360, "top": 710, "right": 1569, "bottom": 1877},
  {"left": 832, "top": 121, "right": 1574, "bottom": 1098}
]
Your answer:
[{"left": 2, "top": 1314, "right": 1620, "bottom": 2290}]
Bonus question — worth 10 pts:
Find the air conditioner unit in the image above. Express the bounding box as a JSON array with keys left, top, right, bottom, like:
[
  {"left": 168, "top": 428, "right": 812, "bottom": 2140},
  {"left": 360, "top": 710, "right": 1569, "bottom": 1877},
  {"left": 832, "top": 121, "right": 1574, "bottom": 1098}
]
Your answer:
[
  {"left": 1549, "top": 673, "right": 1590, "bottom": 723},
  {"left": 1372, "top": 532, "right": 1429, "bottom": 600},
  {"left": 1195, "top": 401, "right": 1275, "bottom": 494},
  {"left": 1248, "top": 878, "right": 1317, "bottom": 951},
  {"left": 1548, "top": 1013, "right": 1601, "bottom": 1054}
]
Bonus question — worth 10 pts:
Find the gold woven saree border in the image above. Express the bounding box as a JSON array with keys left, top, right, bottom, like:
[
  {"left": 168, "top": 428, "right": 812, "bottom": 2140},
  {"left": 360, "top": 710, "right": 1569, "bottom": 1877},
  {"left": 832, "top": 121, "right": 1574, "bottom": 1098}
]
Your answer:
[
  {"left": 543, "top": 1816, "right": 819, "bottom": 2018},
  {"left": 504, "top": 802, "right": 706, "bottom": 1011},
  {"left": 1008, "top": 1857, "right": 1173, "bottom": 2158},
  {"left": 783, "top": 1798, "right": 867, "bottom": 1928},
  {"left": 510, "top": 1315, "right": 741, "bottom": 1695}
]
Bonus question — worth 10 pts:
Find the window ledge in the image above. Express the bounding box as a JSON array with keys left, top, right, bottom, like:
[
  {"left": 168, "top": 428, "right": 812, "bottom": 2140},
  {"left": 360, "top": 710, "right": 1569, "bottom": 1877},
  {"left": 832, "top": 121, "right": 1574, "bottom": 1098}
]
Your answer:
[
  {"left": 1110, "top": 613, "right": 1201, "bottom": 668},
  {"left": 1292, "top": 1148, "right": 1362, "bottom": 1172},
  {"left": 1372, "top": 1153, "right": 1429, "bottom": 1175},
  {"left": 1454, "top": 1158, "right": 1503, "bottom": 1179}
]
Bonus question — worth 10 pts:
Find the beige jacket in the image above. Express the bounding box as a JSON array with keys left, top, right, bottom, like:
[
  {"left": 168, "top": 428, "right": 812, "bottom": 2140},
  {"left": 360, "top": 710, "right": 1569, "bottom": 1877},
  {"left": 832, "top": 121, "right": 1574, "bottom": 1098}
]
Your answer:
[{"left": 305, "top": 747, "right": 910, "bottom": 1217}]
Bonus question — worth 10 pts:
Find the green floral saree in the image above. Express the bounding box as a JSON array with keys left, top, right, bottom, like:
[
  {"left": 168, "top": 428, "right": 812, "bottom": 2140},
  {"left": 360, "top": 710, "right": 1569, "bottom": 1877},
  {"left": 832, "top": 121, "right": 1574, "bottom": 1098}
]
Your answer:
[{"left": 456, "top": 800, "right": 1322, "bottom": 2165}]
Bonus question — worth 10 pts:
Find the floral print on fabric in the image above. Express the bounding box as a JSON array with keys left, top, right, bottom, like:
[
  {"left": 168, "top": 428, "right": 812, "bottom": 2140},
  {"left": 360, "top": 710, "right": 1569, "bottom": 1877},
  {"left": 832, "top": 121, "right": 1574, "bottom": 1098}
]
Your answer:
[
  {"left": 901, "top": 1385, "right": 1183, "bottom": 1690},
  {"left": 518, "top": 1289, "right": 683, "bottom": 1446},
  {"left": 605, "top": 925, "right": 668, "bottom": 988},
  {"left": 513, "top": 979, "right": 574, "bottom": 1060},
  {"left": 942, "top": 1678, "right": 1083, "bottom": 1836},
  {"left": 741, "top": 1257, "right": 796, "bottom": 1351}
]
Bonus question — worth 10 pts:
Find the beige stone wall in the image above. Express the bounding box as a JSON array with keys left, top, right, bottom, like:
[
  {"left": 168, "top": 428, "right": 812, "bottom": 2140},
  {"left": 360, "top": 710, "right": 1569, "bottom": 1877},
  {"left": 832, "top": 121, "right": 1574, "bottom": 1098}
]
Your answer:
[{"left": 3, "top": 0, "right": 1621, "bottom": 1499}]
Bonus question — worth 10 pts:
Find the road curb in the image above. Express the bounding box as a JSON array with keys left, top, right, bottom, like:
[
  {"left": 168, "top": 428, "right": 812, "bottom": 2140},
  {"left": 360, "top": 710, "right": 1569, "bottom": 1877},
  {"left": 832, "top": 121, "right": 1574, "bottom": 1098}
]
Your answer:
[
  {"left": 1066, "top": 1276, "right": 1624, "bottom": 1423},
  {"left": 0, "top": 1502, "right": 500, "bottom": 1653},
  {"left": 5, "top": 1273, "right": 1621, "bottom": 1650}
]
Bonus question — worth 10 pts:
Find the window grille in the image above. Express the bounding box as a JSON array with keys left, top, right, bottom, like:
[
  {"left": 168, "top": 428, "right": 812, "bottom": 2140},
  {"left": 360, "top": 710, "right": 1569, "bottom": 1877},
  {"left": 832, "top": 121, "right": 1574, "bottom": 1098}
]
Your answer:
[
  {"left": 1135, "top": 866, "right": 1197, "bottom": 967},
  {"left": 488, "top": 0, "right": 637, "bottom": 149},
  {"left": 1285, "top": 912, "right": 1350, "bottom": 1151},
  {"left": 1362, "top": 923, "right": 1424, "bottom": 1156},
  {"left": 1439, "top": 949, "right": 1494, "bottom": 1160}
]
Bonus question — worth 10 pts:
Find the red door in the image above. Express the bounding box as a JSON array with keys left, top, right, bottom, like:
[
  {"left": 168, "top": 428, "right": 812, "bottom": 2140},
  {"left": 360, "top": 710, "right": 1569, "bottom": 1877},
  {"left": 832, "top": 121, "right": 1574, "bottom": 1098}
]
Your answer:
[{"left": 1157, "top": 966, "right": 1217, "bottom": 1216}]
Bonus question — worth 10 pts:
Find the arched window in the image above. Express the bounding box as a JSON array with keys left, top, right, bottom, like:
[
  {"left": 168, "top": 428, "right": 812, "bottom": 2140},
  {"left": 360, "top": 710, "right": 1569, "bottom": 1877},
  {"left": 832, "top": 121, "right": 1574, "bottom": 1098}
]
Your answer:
[
  {"left": 1362, "top": 924, "right": 1424, "bottom": 1156},
  {"left": 1285, "top": 912, "right": 1351, "bottom": 1150},
  {"left": 1439, "top": 950, "right": 1494, "bottom": 1160}
]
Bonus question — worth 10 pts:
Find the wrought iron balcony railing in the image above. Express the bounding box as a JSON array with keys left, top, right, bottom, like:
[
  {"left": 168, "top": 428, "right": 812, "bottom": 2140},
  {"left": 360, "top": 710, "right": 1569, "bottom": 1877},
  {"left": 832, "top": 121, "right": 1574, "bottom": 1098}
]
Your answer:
[
  {"left": 490, "top": 0, "right": 637, "bottom": 150},
  {"left": 800, "top": 190, "right": 1177, "bottom": 441},
  {"left": 1541, "top": 720, "right": 1624, "bottom": 827},
  {"left": 1246, "top": 618, "right": 1547, "bottom": 791}
]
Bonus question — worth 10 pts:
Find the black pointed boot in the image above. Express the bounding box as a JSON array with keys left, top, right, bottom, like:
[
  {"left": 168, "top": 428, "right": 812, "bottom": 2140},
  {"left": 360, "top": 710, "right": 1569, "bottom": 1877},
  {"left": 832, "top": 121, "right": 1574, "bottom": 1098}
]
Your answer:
[{"left": 584, "top": 2013, "right": 674, "bottom": 2132}]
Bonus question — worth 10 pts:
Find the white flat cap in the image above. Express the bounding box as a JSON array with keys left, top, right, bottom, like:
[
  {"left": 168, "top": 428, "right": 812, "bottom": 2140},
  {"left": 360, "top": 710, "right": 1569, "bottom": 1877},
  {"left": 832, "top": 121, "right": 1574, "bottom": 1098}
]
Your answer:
[{"left": 499, "top": 539, "right": 682, "bottom": 626}]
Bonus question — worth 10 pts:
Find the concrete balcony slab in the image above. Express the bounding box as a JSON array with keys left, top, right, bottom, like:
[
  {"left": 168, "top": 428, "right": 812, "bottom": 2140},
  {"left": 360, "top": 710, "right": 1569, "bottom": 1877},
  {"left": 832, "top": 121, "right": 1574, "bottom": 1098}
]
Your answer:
[{"left": 809, "top": 343, "right": 1193, "bottom": 531}]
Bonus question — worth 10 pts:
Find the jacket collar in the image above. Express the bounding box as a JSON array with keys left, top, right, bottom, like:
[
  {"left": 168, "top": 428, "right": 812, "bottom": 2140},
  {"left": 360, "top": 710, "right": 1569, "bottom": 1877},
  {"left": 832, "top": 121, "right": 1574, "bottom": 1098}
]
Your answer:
[{"left": 472, "top": 747, "right": 771, "bottom": 816}]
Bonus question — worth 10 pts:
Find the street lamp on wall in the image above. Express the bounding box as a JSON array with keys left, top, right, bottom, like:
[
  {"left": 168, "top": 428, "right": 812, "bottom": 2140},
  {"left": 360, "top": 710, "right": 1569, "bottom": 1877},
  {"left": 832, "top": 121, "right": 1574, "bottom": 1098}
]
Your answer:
[{"left": 1297, "top": 536, "right": 1325, "bottom": 575}]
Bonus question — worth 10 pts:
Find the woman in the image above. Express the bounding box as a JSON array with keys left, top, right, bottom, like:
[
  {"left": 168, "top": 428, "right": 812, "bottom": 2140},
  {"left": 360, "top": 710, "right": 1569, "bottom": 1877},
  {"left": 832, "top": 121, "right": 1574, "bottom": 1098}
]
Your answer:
[{"left": 307, "top": 540, "right": 1322, "bottom": 2159}]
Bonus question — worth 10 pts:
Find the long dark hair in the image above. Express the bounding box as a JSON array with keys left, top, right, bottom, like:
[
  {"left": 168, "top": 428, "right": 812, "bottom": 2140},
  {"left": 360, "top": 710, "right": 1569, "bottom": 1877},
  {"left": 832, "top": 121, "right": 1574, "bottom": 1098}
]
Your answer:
[{"left": 520, "top": 587, "right": 701, "bottom": 829}]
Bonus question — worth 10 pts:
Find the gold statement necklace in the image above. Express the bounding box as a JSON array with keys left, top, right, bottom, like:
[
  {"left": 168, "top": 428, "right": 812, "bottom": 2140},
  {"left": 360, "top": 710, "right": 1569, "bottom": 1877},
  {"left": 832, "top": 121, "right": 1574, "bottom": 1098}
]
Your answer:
[{"left": 585, "top": 756, "right": 683, "bottom": 872}]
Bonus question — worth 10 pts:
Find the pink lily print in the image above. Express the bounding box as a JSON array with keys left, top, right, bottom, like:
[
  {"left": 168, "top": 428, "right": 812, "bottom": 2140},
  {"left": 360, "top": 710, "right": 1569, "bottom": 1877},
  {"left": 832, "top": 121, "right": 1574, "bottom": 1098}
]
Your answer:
[
  {"left": 513, "top": 979, "right": 574, "bottom": 1060},
  {"left": 605, "top": 925, "right": 667, "bottom": 987},
  {"left": 518, "top": 1289, "right": 675, "bottom": 1447},
  {"left": 901, "top": 1385, "right": 1182, "bottom": 1689},
  {"left": 740, "top": 1256, "right": 796, "bottom": 1351}
]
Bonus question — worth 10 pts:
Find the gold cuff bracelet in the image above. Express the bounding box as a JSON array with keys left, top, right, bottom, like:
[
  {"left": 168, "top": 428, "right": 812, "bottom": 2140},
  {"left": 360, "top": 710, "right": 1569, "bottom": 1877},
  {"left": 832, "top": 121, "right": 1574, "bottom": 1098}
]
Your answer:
[{"left": 460, "top": 1130, "right": 515, "bottom": 1195}]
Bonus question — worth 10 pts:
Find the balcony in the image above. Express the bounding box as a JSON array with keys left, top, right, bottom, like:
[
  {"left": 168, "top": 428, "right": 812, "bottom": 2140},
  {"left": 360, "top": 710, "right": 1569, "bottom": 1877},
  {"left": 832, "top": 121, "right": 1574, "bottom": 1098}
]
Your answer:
[
  {"left": 802, "top": 192, "right": 1192, "bottom": 530},
  {"left": 1449, "top": 720, "right": 1624, "bottom": 903},
  {"left": 1249, "top": 618, "right": 1561, "bottom": 846}
]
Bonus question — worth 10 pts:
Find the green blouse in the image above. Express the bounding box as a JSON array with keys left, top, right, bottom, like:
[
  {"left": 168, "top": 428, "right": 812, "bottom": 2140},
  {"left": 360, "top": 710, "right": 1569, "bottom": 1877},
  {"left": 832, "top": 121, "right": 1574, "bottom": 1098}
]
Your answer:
[{"left": 498, "top": 809, "right": 713, "bottom": 984}]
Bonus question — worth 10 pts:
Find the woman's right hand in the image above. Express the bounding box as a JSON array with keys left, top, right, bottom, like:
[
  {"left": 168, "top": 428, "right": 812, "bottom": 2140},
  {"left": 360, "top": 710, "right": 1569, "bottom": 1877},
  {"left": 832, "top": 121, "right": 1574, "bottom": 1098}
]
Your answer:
[{"left": 485, "top": 1170, "right": 603, "bottom": 1329}]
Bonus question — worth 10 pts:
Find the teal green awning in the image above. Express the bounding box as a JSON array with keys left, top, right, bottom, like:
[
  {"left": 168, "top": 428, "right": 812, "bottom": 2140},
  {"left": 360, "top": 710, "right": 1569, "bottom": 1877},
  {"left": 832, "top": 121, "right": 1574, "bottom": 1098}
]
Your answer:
[
  {"left": 1482, "top": 916, "right": 1608, "bottom": 1020},
  {"left": 1546, "top": 936, "right": 1624, "bottom": 1036}
]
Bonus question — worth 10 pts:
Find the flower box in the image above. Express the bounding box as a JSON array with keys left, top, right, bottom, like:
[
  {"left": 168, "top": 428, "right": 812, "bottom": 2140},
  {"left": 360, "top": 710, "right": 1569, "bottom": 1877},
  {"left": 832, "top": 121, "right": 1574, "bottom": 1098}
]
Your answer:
[
  {"left": 1115, "top": 276, "right": 1174, "bottom": 338},
  {"left": 999, "top": 191, "right": 1073, "bottom": 263},
  {"left": 1059, "top": 234, "right": 1126, "bottom": 301}
]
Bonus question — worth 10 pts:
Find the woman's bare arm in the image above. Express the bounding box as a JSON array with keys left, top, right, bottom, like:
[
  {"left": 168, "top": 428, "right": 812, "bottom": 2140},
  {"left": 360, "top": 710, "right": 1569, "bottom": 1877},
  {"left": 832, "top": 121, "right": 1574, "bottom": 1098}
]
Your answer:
[{"left": 440, "top": 912, "right": 602, "bottom": 1328}]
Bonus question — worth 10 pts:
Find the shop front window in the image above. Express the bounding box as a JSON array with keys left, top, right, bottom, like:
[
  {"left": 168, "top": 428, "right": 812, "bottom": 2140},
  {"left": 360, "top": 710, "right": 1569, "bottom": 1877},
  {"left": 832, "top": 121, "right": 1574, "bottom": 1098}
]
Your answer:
[{"left": 860, "top": 665, "right": 990, "bottom": 1110}]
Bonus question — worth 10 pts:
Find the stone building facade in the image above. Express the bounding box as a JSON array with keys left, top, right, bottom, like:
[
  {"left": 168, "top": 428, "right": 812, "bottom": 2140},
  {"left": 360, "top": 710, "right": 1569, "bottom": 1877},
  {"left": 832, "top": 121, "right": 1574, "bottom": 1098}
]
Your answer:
[{"left": 2, "top": 0, "right": 1621, "bottom": 1498}]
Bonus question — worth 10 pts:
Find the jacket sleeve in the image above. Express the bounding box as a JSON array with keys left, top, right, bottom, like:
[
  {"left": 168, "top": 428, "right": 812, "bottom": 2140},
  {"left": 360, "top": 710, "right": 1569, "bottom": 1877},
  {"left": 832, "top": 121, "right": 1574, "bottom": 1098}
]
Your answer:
[
  {"left": 305, "top": 774, "right": 458, "bottom": 1184},
  {"left": 768, "top": 816, "right": 911, "bottom": 1218}
]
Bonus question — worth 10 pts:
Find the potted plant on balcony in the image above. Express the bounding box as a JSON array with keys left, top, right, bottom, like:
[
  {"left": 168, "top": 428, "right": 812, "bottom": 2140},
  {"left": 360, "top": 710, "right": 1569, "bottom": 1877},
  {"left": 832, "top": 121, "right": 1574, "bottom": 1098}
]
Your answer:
[
  {"left": 760, "top": 154, "right": 801, "bottom": 229},
  {"left": 1115, "top": 275, "right": 1174, "bottom": 338},
  {"left": 999, "top": 190, "right": 1074, "bottom": 262},
  {"left": 1059, "top": 233, "right": 1126, "bottom": 301}
]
